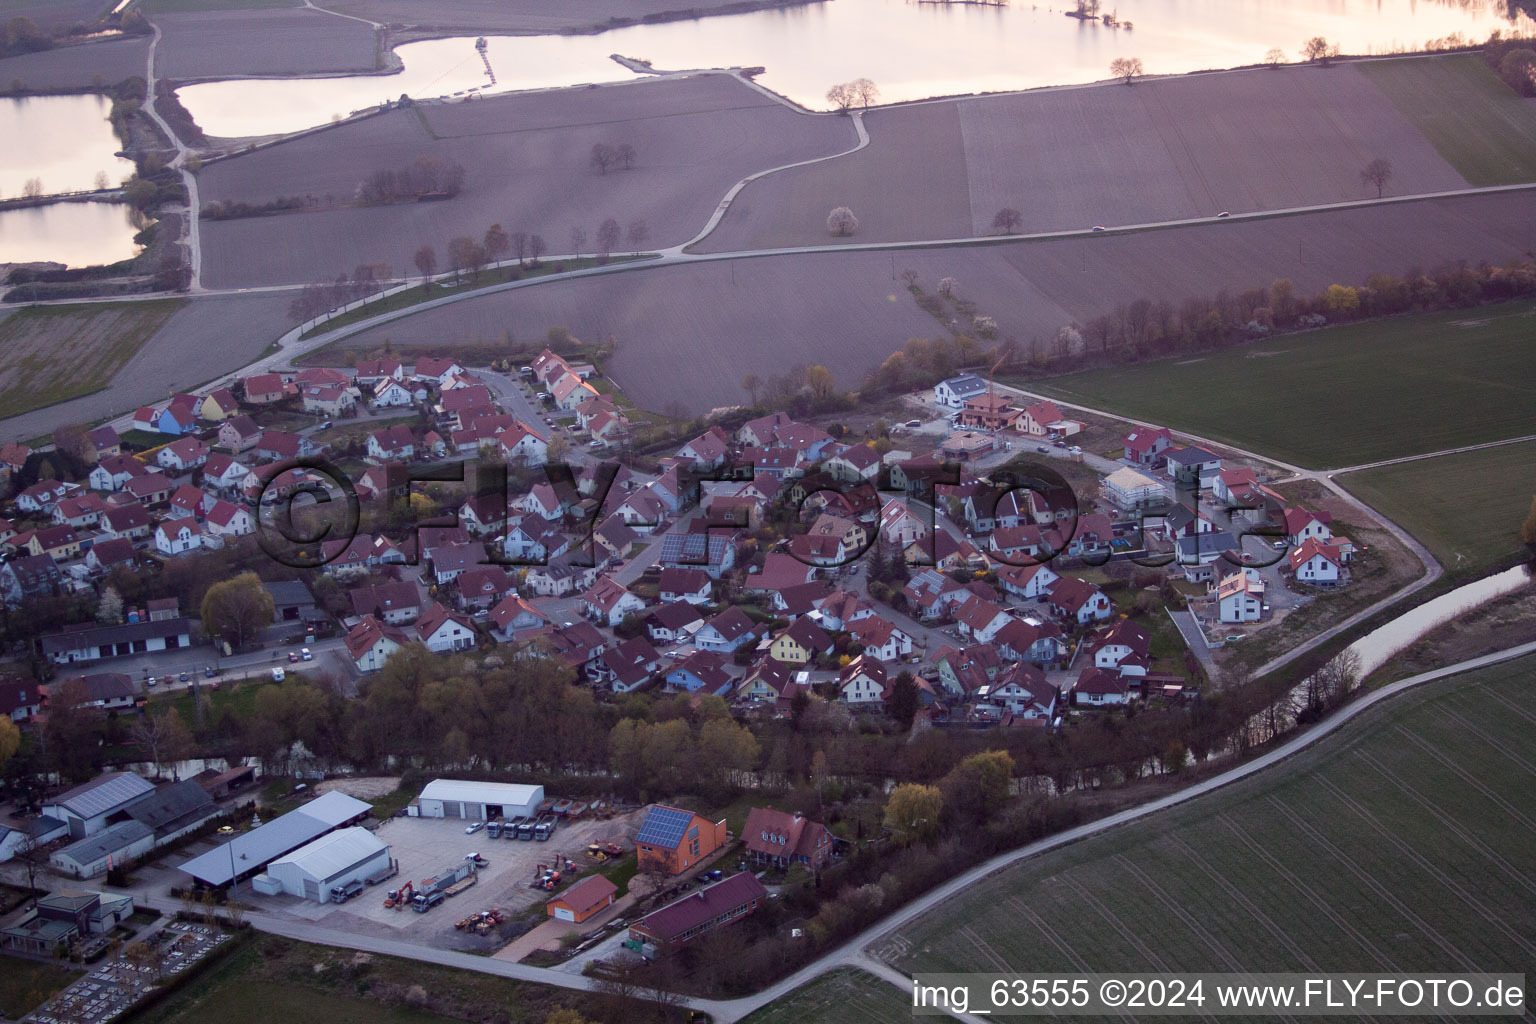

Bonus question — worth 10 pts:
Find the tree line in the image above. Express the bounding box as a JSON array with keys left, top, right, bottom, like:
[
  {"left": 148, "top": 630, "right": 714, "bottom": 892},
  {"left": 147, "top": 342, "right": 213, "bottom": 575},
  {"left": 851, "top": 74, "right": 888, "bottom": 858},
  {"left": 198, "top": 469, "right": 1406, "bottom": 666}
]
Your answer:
[{"left": 356, "top": 155, "right": 466, "bottom": 205}]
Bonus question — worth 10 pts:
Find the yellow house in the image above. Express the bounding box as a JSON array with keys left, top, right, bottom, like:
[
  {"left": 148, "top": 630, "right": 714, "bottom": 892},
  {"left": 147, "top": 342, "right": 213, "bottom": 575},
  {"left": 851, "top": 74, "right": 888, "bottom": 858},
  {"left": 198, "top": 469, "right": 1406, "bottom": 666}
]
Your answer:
[
  {"left": 27, "top": 526, "right": 83, "bottom": 561},
  {"left": 199, "top": 388, "right": 241, "bottom": 422},
  {"left": 768, "top": 618, "right": 833, "bottom": 666}
]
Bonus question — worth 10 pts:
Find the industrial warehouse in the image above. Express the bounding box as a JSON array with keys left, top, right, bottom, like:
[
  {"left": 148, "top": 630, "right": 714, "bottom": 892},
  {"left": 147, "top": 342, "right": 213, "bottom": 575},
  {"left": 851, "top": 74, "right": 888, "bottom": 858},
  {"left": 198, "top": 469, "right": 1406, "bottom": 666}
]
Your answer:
[
  {"left": 179, "top": 791, "right": 372, "bottom": 888},
  {"left": 411, "top": 779, "right": 544, "bottom": 822},
  {"left": 255, "top": 827, "right": 395, "bottom": 903}
]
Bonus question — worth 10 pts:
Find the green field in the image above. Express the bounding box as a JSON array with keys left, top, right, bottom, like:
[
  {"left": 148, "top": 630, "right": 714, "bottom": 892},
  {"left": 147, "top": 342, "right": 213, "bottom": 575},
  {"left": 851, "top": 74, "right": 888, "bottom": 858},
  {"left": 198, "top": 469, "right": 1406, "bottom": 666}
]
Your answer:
[
  {"left": 1342, "top": 440, "right": 1536, "bottom": 570},
  {"left": 1360, "top": 54, "right": 1536, "bottom": 186},
  {"left": 0, "top": 299, "right": 184, "bottom": 418},
  {"left": 1024, "top": 300, "right": 1536, "bottom": 468},
  {"left": 882, "top": 655, "right": 1536, "bottom": 984},
  {"left": 742, "top": 969, "right": 915, "bottom": 1024}
]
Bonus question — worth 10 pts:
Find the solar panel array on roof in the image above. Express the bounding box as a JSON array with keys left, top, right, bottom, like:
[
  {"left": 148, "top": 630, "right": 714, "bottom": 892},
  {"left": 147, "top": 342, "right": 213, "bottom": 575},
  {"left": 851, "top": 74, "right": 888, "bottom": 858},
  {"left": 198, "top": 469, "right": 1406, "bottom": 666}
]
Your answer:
[
  {"left": 635, "top": 805, "right": 694, "bottom": 850},
  {"left": 48, "top": 772, "right": 155, "bottom": 820}
]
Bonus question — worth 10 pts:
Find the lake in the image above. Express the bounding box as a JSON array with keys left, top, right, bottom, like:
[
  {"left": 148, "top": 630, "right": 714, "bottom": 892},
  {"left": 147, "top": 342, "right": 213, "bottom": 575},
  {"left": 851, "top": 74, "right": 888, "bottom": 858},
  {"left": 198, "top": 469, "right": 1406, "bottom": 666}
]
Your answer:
[
  {"left": 0, "top": 200, "right": 145, "bottom": 269},
  {"left": 176, "top": 0, "right": 1533, "bottom": 137},
  {"left": 0, "top": 93, "right": 136, "bottom": 198}
]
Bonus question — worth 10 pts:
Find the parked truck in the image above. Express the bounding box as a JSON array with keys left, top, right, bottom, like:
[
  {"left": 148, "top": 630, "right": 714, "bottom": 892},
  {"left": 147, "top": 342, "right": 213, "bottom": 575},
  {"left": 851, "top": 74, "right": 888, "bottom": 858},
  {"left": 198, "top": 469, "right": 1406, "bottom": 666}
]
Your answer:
[
  {"left": 486, "top": 819, "right": 502, "bottom": 839},
  {"left": 412, "top": 890, "right": 446, "bottom": 912},
  {"left": 535, "top": 814, "right": 556, "bottom": 841},
  {"left": 517, "top": 818, "right": 536, "bottom": 840},
  {"left": 330, "top": 879, "right": 364, "bottom": 903},
  {"left": 503, "top": 816, "right": 524, "bottom": 838}
]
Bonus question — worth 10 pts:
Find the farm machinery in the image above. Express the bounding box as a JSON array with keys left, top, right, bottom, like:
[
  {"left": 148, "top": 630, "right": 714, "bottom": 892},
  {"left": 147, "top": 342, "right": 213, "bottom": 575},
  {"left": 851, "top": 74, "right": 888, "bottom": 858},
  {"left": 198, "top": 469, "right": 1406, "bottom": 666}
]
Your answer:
[
  {"left": 383, "top": 880, "right": 413, "bottom": 909},
  {"left": 454, "top": 909, "right": 505, "bottom": 935}
]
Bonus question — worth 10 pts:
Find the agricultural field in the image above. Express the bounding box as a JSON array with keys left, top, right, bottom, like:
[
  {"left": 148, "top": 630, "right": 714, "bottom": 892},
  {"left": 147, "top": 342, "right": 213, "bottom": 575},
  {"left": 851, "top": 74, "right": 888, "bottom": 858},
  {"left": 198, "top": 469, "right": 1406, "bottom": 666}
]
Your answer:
[
  {"left": 0, "top": 291, "right": 292, "bottom": 444},
  {"left": 1360, "top": 53, "right": 1536, "bottom": 187},
  {"left": 0, "top": 299, "right": 183, "bottom": 420},
  {"left": 141, "top": 0, "right": 299, "bottom": 11},
  {"left": 0, "top": 0, "right": 110, "bottom": 33},
  {"left": 322, "top": 0, "right": 813, "bottom": 34},
  {"left": 196, "top": 73, "right": 853, "bottom": 288},
  {"left": 742, "top": 969, "right": 913, "bottom": 1024},
  {"left": 0, "top": 36, "right": 150, "bottom": 89},
  {"left": 1026, "top": 298, "right": 1536, "bottom": 469},
  {"left": 696, "top": 59, "right": 1471, "bottom": 252},
  {"left": 884, "top": 655, "right": 1536, "bottom": 981},
  {"left": 153, "top": 7, "right": 379, "bottom": 80},
  {"left": 1341, "top": 440, "right": 1536, "bottom": 572},
  {"left": 347, "top": 189, "right": 1536, "bottom": 416}
]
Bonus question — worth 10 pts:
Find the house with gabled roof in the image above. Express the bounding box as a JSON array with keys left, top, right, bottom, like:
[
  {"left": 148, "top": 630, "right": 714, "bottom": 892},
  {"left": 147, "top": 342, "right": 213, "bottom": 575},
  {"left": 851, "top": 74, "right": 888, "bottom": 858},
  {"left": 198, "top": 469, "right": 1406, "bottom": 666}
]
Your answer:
[
  {"left": 952, "top": 596, "right": 1013, "bottom": 643},
  {"left": 768, "top": 617, "right": 833, "bottom": 666},
  {"left": 525, "top": 554, "right": 598, "bottom": 597},
  {"left": 1217, "top": 567, "right": 1265, "bottom": 623},
  {"left": 658, "top": 567, "right": 712, "bottom": 605},
  {"left": 201, "top": 453, "right": 251, "bottom": 493},
  {"left": 695, "top": 608, "right": 759, "bottom": 653},
  {"left": 154, "top": 521, "right": 201, "bottom": 556},
  {"left": 203, "top": 500, "right": 255, "bottom": 539},
  {"left": 489, "top": 594, "right": 548, "bottom": 642},
  {"left": 677, "top": 425, "right": 731, "bottom": 469},
  {"left": 1122, "top": 426, "right": 1175, "bottom": 469},
  {"left": 240, "top": 372, "right": 287, "bottom": 405},
  {"left": 1091, "top": 619, "right": 1151, "bottom": 675},
  {"left": 99, "top": 503, "right": 151, "bottom": 541},
  {"left": 370, "top": 376, "right": 415, "bottom": 409},
  {"left": 416, "top": 601, "right": 476, "bottom": 652},
  {"left": 996, "top": 561, "right": 1060, "bottom": 601},
  {"left": 934, "top": 374, "right": 988, "bottom": 410},
  {"left": 664, "top": 649, "right": 733, "bottom": 695},
  {"left": 84, "top": 537, "right": 136, "bottom": 575},
  {"left": 17, "top": 480, "right": 78, "bottom": 514},
  {"left": 658, "top": 528, "right": 736, "bottom": 579},
  {"left": 737, "top": 656, "right": 806, "bottom": 706},
  {"left": 52, "top": 493, "right": 110, "bottom": 530},
  {"left": 596, "top": 636, "right": 663, "bottom": 692},
  {"left": 1213, "top": 466, "right": 1259, "bottom": 505},
  {"left": 582, "top": 576, "right": 645, "bottom": 627},
  {"left": 454, "top": 565, "right": 517, "bottom": 612},
  {"left": 973, "top": 662, "right": 1057, "bottom": 720},
  {"left": 157, "top": 436, "right": 209, "bottom": 473},
  {"left": 1288, "top": 538, "right": 1343, "bottom": 585},
  {"left": 412, "top": 356, "right": 464, "bottom": 387},
  {"left": 633, "top": 804, "right": 728, "bottom": 876},
  {"left": 367, "top": 425, "right": 415, "bottom": 463},
  {"left": 89, "top": 455, "right": 149, "bottom": 493},
  {"left": 994, "top": 617, "right": 1066, "bottom": 666},
  {"left": 847, "top": 615, "right": 912, "bottom": 663},
  {"left": 345, "top": 615, "right": 407, "bottom": 673},
  {"left": 349, "top": 580, "right": 420, "bottom": 625},
  {"left": 1283, "top": 506, "right": 1333, "bottom": 546},
  {"left": 838, "top": 654, "right": 888, "bottom": 707},
  {"left": 1073, "top": 667, "right": 1135, "bottom": 707},
  {"left": 497, "top": 421, "right": 549, "bottom": 466},
  {"left": 743, "top": 807, "right": 833, "bottom": 870},
  {"left": 1018, "top": 400, "right": 1064, "bottom": 437},
  {"left": 1164, "top": 446, "right": 1223, "bottom": 489},
  {"left": 1045, "top": 576, "right": 1113, "bottom": 624},
  {"left": 646, "top": 602, "right": 704, "bottom": 645}
]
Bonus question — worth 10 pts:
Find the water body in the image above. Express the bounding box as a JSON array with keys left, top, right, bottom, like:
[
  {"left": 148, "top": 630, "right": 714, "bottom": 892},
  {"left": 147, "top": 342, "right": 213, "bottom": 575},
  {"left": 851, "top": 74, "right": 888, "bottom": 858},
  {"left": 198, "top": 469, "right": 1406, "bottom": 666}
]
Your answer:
[
  {"left": 1348, "top": 563, "right": 1533, "bottom": 678},
  {"left": 0, "top": 93, "right": 135, "bottom": 198},
  {"left": 176, "top": 0, "right": 1532, "bottom": 137},
  {"left": 0, "top": 201, "right": 145, "bottom": 268}
]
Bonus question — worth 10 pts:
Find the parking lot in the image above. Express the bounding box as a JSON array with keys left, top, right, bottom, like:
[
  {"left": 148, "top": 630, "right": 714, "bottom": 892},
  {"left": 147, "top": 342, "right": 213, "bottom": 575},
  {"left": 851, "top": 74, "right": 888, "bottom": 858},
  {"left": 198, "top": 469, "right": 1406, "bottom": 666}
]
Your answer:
[{"left": 256, "top": 810, "right": 643, "bottom": 948}]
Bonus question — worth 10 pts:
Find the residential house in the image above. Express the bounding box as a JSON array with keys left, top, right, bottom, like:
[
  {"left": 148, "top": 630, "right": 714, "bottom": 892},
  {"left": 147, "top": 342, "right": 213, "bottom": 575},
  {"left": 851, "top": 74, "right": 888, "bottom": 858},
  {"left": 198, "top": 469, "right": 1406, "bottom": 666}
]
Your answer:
[
  {"left": 596, "top": 636, "right": 663, "bottom": 693},
  {"left": 367, "top": 425, "right": 415, "bottom": 463},
  {"left": 997, "top": 561, "right": 1060, "bottom": 601},
  {"left": 488, "top": 595, "right": 548, "bottom": 642},
  {"left": 1122, "top": 426, "right": 1175, "bottom": 469},
  {"left": 1163, "top": 447, "right": 1223, "bottom": 490},
  {"left": 582, "top": 577, "right": 646, "bottom": 627},
  {"left": 255, "top": 430, "right": 316, "bottom": 462},
  {"left": 1213, "top": 467, "right": 1259, "bottom": 505},
  {"left": 241, "top": 373, "right": 288, "bottom": 405},
  {"left": 1283, "top": 507, "right": 1333, "bottom": 546},
  {"left": 2, "top": 554, "right": 62, "bottom": 603},
  {"left": 497, "top": 422, "right": 549, "bottom": 466},
  {"left": 154, "top": 521, "right": 201, "bottom": 556},
  {"left": 974, "top": 663, "right": 1057, "bottom": 720},
  {"left": 694, "top": 608, "right": 758, "bottom": 653},
  {"left": 627, "top": 873, "right": 766, "bottom": 952},
  {"left": 345, "top": 615, "right": 407, "bottom": 673},
  {"left": 838, "top": 655, "right": 889, "bottom": 708},
  {"left": 879, "top": 499, "right": 928, "bottom": 548},
  {"left": 354, "top": 358, "right": 403, "bottom": 387},
  {"left": 203, "top": 500, "right": 255, "bottom": 540},
  {"left": 524, "top": 554, "right": 598, "bottom": 597},
  {"left": 349, "top": 580, "right": 421, "bottom": 625},
  {"left": 84, "top": 538, "right": 136, "bottom": 574},
  {"left": 737, "top": 657, "right": 805, "bottom": 705},
  {"left": 1073, "top": 667, "right": 1135, "bottom": 707},
  {"left": 956, "top": 393, "right": 1022, "bottom": 432},
  {"left": 86, "top": 426, "right": 121, "bottom": 461},
  {"left": 664, "top": 650, "right": 733, "bottom": 695},
  {"left": 1091, "top": 620, "right": 1151, "bottom": 676},
  {"left": 824, "top": 443, "right": 882, "bottom": 483},
  {"left": 199, "top": 388, "right": 241, "bottom": 421},
  {"left": 676, "top": 426, "right": 731, "bottom": 470},
  {"left": 1288, "top": 538, "right": 1343, "bottom": 585},
  {"left": 458, "top": 493, "right": 509, "bottom": 537},
  {"left": 413, "top": 356, "right": 464, "bottom": 388},
  {"left": 633, "top": 804, "right": 729, "bottom": 876},
  {"left": 657, "top": 567, "right": 712, "bottom": 605},
  {"left": 416, "top": 601, "right": 477, "bottom": 652},
  {"left": 89, "top": 455, "right": 149, "bottom": 492},
  {"left": 454, "top": 566, "right": 516, "bottom": 613},
  {"left": 16, "top": 480, "right": 78, "bottom": 514},
  {"left": 426, "top": 543, "right": 483, "bottom": 586},
  {"left": 0, "top": 678, "right": 42, "bottom": 723},
  {"left": 1045, "top": 576, "right": 1113, "bottom": 624},
  {"left": 933, "top": 374, "right": 988, "bottom": 410},
  {"left": 201, "top": 454, "right": 251, "bottom": 493},
  {"left": 646, "top": 603, "right": 704, "bottom": 645},
  {"left": 994, "top": 617, "right": 1066, "bottom": 666},
  {"left": 953, "top": 596, "right": 1014, "bottom": 643},
  {"left": 767, "top": 618, "right": 833, "bottom": 666},
  {"left": 939, "top": 430, "right": 996, "bottom": 462},
  {"left": 1102, "top": 466, "right": 1169, "bottom": 512},
  {"left": 52, "top": 493, "right": 110, "bottom": 530},
  {"left": 658, "top": 528, "right": 736, "bottom": 579},
  {"left": 1217, "top": 568, "right": 1265, "bottom": 623},
  {"left": 743, "top": 808, "right": 833, "bottom": 870},
  {"left": 847, "top": 615, "right": 912, "bottom": 663},
  {"left": 1018, "top": 400, "right": 1064, "bottom": 437},
  {"left": 371, "top": 377, "right": 415, "bottom": 409}
]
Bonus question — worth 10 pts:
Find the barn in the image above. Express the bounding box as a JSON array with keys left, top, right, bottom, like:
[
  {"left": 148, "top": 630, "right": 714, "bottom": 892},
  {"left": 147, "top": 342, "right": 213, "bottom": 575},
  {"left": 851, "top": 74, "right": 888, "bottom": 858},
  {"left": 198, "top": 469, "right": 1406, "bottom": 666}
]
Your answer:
[
  {"left": 264, "top": 828, "right": 392, "bottom": 903},
  {"left": 414, "top": 780, "right": 543, "bottom": 822}
]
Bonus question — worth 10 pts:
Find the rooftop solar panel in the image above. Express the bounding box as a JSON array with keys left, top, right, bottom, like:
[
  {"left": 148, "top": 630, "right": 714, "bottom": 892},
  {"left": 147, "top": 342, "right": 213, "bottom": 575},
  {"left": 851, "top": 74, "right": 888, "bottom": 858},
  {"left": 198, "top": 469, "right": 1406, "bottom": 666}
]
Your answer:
[{"left": 635, "top": 805, "right": 694, "bottom": 849}]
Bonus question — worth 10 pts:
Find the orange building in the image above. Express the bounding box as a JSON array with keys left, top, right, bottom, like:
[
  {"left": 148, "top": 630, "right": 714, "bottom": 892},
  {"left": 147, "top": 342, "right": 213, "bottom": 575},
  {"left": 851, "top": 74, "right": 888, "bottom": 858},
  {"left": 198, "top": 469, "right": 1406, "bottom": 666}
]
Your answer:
[
  {"left": 633, "top": 805, "right": 728, "bottom": 876},
  {"left": 546, "top": 874, "right": 618, "bottom": 924}
]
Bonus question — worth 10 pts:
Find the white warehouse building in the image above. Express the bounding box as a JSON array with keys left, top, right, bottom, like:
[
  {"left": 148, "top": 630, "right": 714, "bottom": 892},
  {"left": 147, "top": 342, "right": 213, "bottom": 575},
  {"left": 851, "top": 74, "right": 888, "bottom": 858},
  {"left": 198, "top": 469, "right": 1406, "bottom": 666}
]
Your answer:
[
  {"left": 413, "top": 780, "right": 544, "bottom": 822},
  {"left": 263, "top": 827, "right": 392, "bottom": 903}
]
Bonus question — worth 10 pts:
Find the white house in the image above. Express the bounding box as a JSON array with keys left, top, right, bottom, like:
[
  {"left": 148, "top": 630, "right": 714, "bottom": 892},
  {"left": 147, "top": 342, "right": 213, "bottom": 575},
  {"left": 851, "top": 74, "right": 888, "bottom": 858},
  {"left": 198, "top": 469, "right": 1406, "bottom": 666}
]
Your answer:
[
  {"left": 997, "top": 562, "right": 1059, "bottom": 601},
  {"left": 933, "top": 374, "right": 988, "bottom": 410},
  {"left": 1283, "top": 507, "right": 1333, "bottom": 546},
  {"left": 416, "top": 602, "right": 477, "bottom": 652},
  {"left": 345, "top": 616, "right": 406, "bottom": 673},
  {"left": 838, "top": 656, "right": 888, "bottom": 708},
  {"left": 582, "top": 577, "right": 646, "bottom": 627},
  {"left": 203, "top": 500, "right": 255, "bottom": 539},
  {"left": 154, "top": 522, "right": 201, "bottom": 555},
  {"left": 1217, "top": 568, "right": 1265, "bottom": 623},
  {"left": 1289, "top": 538, "right": 1342, "bottom": 585},
  {"left": 497, "top": 422, "right": 549, "bottom": 466},
  {"left": 371, "top": 377, "right": 415, "bottom": 409}
]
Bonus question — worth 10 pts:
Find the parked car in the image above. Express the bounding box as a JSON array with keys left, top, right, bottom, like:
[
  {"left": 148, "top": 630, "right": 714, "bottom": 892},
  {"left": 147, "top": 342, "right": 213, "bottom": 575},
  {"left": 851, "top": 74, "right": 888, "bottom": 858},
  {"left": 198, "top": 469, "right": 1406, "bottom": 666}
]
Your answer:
[
  {"left": 1091, "top": 225, "right": 1107, "bottom": 232},
  {"left": 287, "top": 651, "right": 300, "bottom": 663},
  {"left": 203, "top": 665, "right": 216, "bottom": 678},
  {"left": 300, "top": 647, "right": 313, "bottom": 661},
  {"left": 179, "top": 671, "right": 190, "bottom": 683},
  {"left": 272, "top": 667, "right": 286, "bottom": 681},
  {"left": 146, "top": 676, "right": 156, "bottom": 687},
  {"left": 904, "top": 419, "right": 922, "bottom": 428},
  {"left": 465, "top": 821, "right": 485, "bottom": 835},
  {"left": 1217, "top": 211, "right": 1231, "bottom": 218},
  {"left": 1036, "top": 446, "right": 1048, "bottom": 453}
]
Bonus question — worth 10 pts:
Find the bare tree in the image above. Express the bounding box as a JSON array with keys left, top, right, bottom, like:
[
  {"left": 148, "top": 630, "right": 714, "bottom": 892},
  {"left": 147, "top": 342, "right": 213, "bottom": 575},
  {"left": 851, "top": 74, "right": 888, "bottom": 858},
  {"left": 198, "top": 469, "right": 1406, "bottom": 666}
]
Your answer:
[
  {"left": 1109, "top": 56, "right": 1144, "bottom": 85},
  {"left": 528, "top": 233, "right": 548, "bottom": 265},
  {"left": 851, "top": 77, "right": 879, "bottom": 108},
  {"left": 596, "top": 217, "right": 621, "bottom": 257},
  {"left": 826, "top": 82, "right": 856, "bottom": 113},
  {"left": 569, "top": 224, "right": 587, "bottom": 258},
  {"left": 131, "top": 711, "right": 194, "bottom": 778},
  {"left": 615, "top": 142, "right": 636, "bottom": 169},
  {"left": 483, "top": 223, "right": 510, "bottom": 269},
  {"left": 900, "top": 268, "right": 919, "bottom": 287},
  {"left": 510, "top": 231, "right": 529, "bottom": 266},
  {"left": 741, "top": 372, "right": 761, "bottom": 405},
  {"left": 826, "top": 206, "right": 858, "bottom": 236},
  {"left": 413, "top": 244, "right": 437, "bottom": 285},
  {"left": 1302, "top": 36, "right": 1338, "bottom": 65},
  {"left": 93, "top": 170, "right": 110, "bottom": 191},
  {"left": 938, "top": 275, "right": 958, "bottom": 298},
  {"left": 992, "top": 207, "right": 1022, "bottom": 234},
  {"left": 625, "top": 218, "right": 649, "bottom": 253},
  {"left": 590, "top": 142, "right": 618, "bottom": 175},
  {"left": 1359, "top": 158, "right": 1393, "bottom": 198},
  {"left": 1264, "top": 47, "right": 1286, "bottom": 69},
  {"left": 21, "top": 177, "right": 43, "bottom": 198}
]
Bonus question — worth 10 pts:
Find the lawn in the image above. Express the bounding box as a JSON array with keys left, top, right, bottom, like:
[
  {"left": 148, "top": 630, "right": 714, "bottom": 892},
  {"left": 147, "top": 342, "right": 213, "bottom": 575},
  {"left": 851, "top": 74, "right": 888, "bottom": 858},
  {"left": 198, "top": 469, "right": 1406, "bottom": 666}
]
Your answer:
[
  {"left": 1023, "top": 299, "right": 1536, "bottom": 468},
  {"left": 885, "top": 655, "right": 1536, "bottom": 980},
  {"left": 1360, "top": 54, "right": 1536, "bottom": 186},
  {"left": 742, "top": 968, "right": 915, "bottom": 1024},
  {"left": 132, "top": 933, "right": 603, "bottom": 1024},
  {"left": 0, "top": 961, "right": 80, "bottom": 1020},
  {"left": 1341, "top": 440, "right": 1536, "bottom": 571},
  {"left": 0, "top": 299, "right": 184, "bottom": 418}
]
